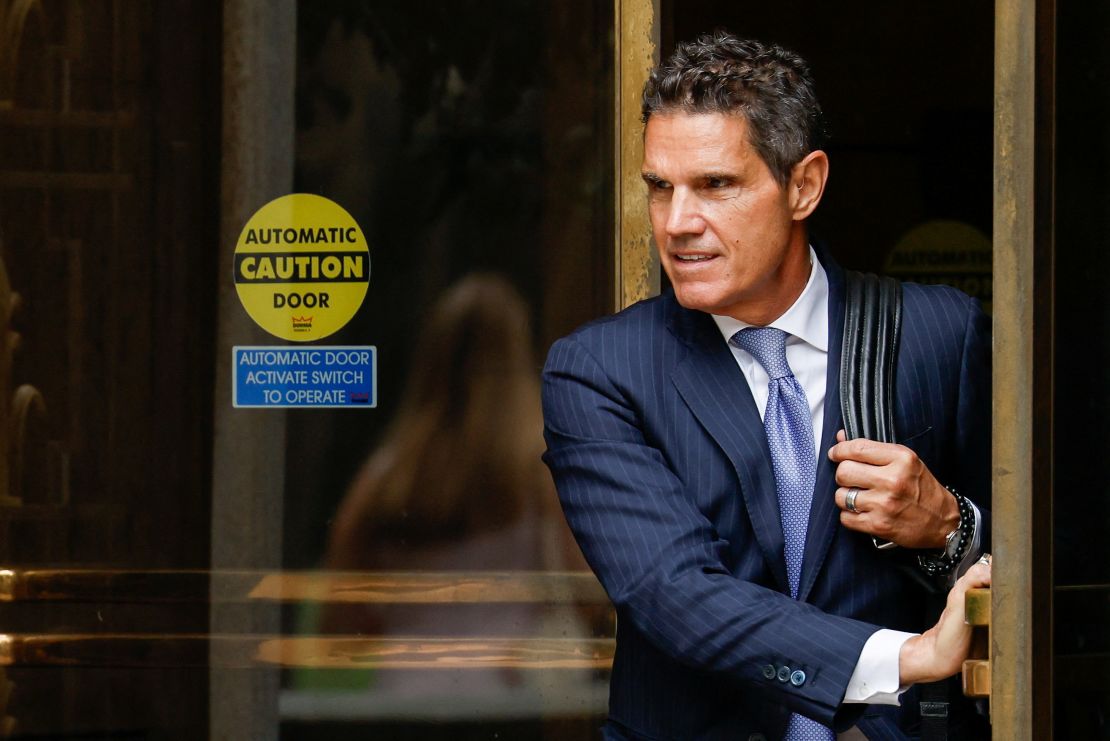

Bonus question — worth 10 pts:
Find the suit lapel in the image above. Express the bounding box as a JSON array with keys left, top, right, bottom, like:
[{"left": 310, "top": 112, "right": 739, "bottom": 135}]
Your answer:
[
  {"left": 798, "top": 249, "right": 846, "bottom": 603},
  {"left": 665, "top": 295, "right": 790, "bottom": 594}
]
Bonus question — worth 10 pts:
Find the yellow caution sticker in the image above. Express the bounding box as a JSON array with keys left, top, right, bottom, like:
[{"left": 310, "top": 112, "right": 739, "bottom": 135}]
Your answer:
[
  {"left": 885, "top": 220, "right": 992, "bottom": 313},
  {"left": 234, "top": 194, "right": 370, "bottom": 341}
]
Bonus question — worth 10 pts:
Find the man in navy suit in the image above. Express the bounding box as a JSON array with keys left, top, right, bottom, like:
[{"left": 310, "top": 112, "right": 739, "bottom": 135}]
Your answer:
[{"left": 542, "top": 32, "right": 992, "bottom": 740}]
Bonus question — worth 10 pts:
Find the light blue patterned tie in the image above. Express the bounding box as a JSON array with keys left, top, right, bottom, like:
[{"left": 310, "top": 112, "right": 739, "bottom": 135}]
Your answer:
[{"left": 732, "top": 327, "right": 833, "bottom": 741}]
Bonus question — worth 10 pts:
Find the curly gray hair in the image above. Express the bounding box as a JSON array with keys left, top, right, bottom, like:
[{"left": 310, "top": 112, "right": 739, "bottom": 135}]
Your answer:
[{"left": 642, "top": 31, "right": 827, "bottom": 187}]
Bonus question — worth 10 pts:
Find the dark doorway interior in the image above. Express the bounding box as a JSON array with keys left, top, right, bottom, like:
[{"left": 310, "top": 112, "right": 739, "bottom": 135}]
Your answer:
[{"left": 1054, "top": 1, "right": 1110, "bottom": 738}]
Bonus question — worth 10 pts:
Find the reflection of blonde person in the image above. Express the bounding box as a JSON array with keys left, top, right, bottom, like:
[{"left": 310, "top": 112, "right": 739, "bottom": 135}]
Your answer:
[
  {"left": 322, "top": 275, "right": 588, "bottom": 703},
  {"left": 326, "top": 273, "right": 566, "bottom": 574}
]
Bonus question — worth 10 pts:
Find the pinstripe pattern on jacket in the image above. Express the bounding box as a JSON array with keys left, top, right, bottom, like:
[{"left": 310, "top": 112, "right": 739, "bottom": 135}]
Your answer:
[{"left": 542, "top": 249, "right": 991, "bottom": 740}]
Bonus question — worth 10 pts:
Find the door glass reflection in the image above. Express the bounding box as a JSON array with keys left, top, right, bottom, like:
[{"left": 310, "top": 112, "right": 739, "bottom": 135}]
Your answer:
[
  {"left": 0, "top": 1, "right": 616, "bottom": 738},
  {"left": 283, "top": 2, "right": 615, "bottom": 739}
]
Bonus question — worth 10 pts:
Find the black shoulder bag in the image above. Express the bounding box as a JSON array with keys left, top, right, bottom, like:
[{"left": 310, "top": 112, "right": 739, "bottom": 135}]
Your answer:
[
  {"left": 839, "top": 270, "right": 950, "bottom": 741},
  {"left": 839, "top": 270, "right": 901, "bottom": 444}
]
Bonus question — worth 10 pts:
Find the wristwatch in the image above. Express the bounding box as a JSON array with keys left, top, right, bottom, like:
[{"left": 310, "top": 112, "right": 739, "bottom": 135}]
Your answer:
[
  {"left": 917, "top": 486, "right": 974, "bottom": 577},
  {"left": 942, "top": 521, "right": 963, "bottom": 560}
]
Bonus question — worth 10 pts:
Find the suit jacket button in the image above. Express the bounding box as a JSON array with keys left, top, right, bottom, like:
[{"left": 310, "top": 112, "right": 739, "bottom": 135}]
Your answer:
[
  {"left": 761, "top": 664, "right": 776, "bottom": 680},
  {"left": 790, "top": 669, "right": 807, "bottom": 686},
  {"left": 776, "top": 665, "right": 791, "bottom": 682}
]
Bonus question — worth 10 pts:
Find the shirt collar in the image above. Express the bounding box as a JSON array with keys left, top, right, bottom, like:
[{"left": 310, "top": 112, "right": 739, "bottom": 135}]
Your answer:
[{"left": 710, "top": 246, "right": 829, "bottom": 352}]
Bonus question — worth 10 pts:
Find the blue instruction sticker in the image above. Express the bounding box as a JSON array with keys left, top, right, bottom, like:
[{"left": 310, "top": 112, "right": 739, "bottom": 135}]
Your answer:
[{"left": 233, "top": 346, "right": 376, "bottom": 408}]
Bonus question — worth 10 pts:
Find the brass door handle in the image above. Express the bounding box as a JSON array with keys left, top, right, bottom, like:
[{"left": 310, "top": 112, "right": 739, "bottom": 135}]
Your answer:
[{"left": 962, "top": 587, "right": 991, "bottom": 698}]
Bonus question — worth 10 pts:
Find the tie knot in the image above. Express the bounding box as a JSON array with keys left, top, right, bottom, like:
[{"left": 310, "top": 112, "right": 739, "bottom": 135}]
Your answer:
[{"left": 731, "top": 326, "right": 793, "bottom": 379}]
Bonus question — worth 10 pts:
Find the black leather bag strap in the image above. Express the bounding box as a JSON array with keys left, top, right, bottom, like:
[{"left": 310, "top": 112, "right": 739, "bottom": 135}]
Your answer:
[
  {"left": 839, "top": 270, "right": 902, "bottom": 444},
  {"left": 839, "top": 271, "right": 949, "bottom": 741}
]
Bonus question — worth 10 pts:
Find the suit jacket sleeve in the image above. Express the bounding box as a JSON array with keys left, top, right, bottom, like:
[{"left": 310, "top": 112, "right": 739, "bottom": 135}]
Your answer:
[
  {"left": 542, "top": 333, "right": 879, "bottom": 727},
  {"left": 955, "top": 296, "right": 992, "bottom": 549}
]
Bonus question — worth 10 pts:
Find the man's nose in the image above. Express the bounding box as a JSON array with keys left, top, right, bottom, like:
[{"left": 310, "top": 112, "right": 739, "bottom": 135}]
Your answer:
[{"left": 664, "top": 189, "right": 705, "bottom": 236}]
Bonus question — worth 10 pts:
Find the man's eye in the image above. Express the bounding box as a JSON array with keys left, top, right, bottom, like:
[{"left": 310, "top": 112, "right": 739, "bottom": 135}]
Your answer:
[{"left": 707, "top": 177, "right": 729, "bottom": 188}]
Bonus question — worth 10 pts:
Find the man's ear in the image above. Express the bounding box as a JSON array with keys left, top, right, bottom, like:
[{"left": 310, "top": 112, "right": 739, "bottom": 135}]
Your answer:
[{"left": 789, "top": 150, "right": 829, "bottom": 221}]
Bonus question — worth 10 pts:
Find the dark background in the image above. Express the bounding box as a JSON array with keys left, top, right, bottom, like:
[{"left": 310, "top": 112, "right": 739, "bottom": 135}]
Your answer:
[{"left": 1054, "top": 1, "right": 1110, "bottom": 737}]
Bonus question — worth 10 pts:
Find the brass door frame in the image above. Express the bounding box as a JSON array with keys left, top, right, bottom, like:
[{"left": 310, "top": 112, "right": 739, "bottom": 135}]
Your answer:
[
  {"left": 994, "top": 0, "right": 1053, "bottom": 737},
  {"left": 614, "top": 0, "right": 659, "bottom": 310},
  {"left": 992, "top": 0, "right": 1035, "bottom": 733}
]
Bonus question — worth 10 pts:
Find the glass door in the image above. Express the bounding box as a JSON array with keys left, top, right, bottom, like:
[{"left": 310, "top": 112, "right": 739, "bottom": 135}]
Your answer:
[{"left": 0, "top": 1, "right": 638, "bottom": 738}]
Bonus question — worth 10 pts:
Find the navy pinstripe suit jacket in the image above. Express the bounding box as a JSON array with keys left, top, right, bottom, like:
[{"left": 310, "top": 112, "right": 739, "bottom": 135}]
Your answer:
[{"left": 541, "top": 249, "right": 992, "bottom": 741}]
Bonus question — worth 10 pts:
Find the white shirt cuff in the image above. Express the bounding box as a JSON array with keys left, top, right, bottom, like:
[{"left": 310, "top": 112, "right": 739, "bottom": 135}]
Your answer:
[
  {"left": 843, "top": 629, "right": 917, "bottom": 705},
  {"left": 842, "top": 503, "right": 983, "bottom": 706}
]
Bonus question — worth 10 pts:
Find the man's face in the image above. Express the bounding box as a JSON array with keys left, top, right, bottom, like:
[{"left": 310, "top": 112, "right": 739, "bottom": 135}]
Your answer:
[{"left": 642, "top": 111, "right": 811, "bottom": 324}]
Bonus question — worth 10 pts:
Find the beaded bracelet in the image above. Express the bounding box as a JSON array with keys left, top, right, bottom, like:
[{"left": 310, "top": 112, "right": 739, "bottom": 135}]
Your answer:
[{"left": 916, "top": 486, "right": 975, "bottom": 577}]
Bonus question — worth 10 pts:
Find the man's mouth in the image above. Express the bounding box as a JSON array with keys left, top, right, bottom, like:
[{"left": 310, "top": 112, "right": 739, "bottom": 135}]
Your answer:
[{"left": 673, "top": 254, "right": 716, "bottom": 263}]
